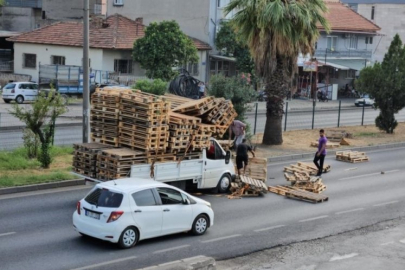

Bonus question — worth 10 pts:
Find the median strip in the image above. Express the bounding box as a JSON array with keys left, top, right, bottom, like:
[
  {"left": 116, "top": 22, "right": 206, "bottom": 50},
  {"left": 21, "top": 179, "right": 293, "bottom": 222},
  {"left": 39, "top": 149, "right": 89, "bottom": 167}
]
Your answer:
[{"left": 201, "top": 234, "right": 242, "bottom": 243}]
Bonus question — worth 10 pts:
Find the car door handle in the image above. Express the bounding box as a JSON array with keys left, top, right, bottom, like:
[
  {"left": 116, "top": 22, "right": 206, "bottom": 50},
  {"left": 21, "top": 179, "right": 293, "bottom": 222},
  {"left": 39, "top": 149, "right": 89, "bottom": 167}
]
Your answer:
[
  {"left": 163, "top": 209, "right": 170, "bottom": 212},
  {"left": 134, "top": 210, "right": 142, "bottom": 213}
]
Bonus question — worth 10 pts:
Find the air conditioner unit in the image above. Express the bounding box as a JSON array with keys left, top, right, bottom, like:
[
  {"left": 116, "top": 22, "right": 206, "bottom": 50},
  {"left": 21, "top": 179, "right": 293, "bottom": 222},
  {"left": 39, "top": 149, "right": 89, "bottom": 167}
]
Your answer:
[{"left": 113, "top": 0, "right": 124, "bottom": 6}]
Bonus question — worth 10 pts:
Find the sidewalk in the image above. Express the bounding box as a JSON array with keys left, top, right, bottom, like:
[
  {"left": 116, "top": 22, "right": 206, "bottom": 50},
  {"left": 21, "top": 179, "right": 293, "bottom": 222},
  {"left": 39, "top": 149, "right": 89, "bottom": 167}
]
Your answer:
[{"left": 217, "top": 217, "right": 405, "bottom": 270}]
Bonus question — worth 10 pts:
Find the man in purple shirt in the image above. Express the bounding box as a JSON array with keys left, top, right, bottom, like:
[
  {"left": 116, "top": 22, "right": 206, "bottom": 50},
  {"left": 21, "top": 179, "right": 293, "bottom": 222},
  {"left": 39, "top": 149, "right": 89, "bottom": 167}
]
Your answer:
[{"left": 314, "top": 129, "right": 327, "bottom": 176}]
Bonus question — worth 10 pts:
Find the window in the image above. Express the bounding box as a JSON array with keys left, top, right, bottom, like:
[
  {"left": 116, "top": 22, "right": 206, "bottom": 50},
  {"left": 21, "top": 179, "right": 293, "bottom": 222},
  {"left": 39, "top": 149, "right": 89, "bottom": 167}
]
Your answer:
[
  {"left": 23, "top": 53, "right": 36, "bottom": 68},
  {"left": 349, "top": 35, "right": 358, "bottom": 49},
  {"left": 346, "top": 69, "right": 356, "bottom": 79},
  {"left": 113, "top": 0, "right": 123, "bottom": 6},
  {"left": 114, "top": 59, "right": 133, "bottom": 74},
  {"left": 4, "top": 83, "right": 16, "bottom": 89},
  {"left": 371, "top": 6, "right": 375, "bottom": 20},
  {"left": 326, "top": 36, "right": 337, "bottom": 51},
  {"left": 85, "top": 188, "right": 123, "bottom": 208},
  {"left": 42, "top": 11, "right": 46, "bottom": 19},
  {"left": 157, "top": 188, "right": 183, "bottom": 205},
  {"left": 217, "top": 0, "right": 221, "bottom": 7},
  {"left": 132, "top": 189, "right": 157, "bottom": 207},
  {"left": 51, "top": 56, "right": 65, "bottom": 65},
  {"left": 368, "top": 37, "right": 373, "bottom": 44}
]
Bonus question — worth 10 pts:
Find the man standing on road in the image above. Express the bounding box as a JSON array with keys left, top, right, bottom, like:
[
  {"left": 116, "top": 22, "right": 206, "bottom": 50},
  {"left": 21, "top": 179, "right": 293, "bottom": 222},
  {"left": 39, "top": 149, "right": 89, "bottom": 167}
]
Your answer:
[
  {"left": 314, "top": 129, "right": 327, "bottom": 176},
  {"left": 236, "top": 138, "right": 255, "bottom": 176},
  {"left": 229, "top": 120, "right": 246, "bottom": 148}
]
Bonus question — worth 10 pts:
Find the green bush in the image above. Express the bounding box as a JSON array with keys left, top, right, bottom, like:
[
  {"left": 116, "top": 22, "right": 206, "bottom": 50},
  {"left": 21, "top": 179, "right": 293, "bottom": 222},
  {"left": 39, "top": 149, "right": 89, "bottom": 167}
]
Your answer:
[{"left": 134, "top": 79, "right": 168, "bottom": 95}]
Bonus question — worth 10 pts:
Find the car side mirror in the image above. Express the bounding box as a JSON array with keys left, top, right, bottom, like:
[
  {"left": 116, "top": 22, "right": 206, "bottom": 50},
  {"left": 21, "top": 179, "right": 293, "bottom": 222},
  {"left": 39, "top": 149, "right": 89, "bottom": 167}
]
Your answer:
[
  {"left": 225, "top": 150, "right": 231, "bottom": 164},
  {"left": 183, "top": 198, "right": 190, "bottom": 205}
]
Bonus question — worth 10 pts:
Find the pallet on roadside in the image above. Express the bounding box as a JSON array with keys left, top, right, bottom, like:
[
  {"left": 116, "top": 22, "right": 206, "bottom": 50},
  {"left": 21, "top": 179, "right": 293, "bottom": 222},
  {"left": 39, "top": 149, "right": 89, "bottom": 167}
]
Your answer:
[
  {"left": 336, "top": 150, "right": 369, "bottom": 163},
  {"left": 268, "top": 185, "right": 328, "bottom": 203}
]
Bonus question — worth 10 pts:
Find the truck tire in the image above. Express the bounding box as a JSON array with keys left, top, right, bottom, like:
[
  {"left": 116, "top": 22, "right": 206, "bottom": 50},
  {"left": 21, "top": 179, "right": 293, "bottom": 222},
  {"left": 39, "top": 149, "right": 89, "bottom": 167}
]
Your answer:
[{"left": 217, "top": 174, "right": 231, "bottom": 193}]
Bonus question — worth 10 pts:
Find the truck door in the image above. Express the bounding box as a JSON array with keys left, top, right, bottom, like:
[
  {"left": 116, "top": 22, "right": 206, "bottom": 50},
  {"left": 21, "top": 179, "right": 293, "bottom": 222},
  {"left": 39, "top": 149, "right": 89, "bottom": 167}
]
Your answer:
[{"left": 203, "top": 140, "right": 226, "bottom": 188}]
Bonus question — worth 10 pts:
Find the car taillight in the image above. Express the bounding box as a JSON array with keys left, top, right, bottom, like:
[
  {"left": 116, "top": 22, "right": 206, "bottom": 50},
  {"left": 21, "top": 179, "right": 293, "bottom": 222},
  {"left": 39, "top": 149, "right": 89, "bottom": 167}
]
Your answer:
[
  {"left": 77, "top": 201, "right": 81, "bottom": 215},
  {"left": 107, "top": 211, "right": 124, "bottom": 223}
]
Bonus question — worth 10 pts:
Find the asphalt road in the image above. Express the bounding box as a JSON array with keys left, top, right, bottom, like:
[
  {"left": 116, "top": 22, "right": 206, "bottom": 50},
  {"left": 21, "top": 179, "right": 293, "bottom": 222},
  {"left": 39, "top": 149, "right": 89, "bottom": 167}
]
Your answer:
[
  {"left": 2, "top": 107, "right": 405, "bottom": 150},
  {"left": 1, "top": 147, "right": 405, "bottom": 270}
]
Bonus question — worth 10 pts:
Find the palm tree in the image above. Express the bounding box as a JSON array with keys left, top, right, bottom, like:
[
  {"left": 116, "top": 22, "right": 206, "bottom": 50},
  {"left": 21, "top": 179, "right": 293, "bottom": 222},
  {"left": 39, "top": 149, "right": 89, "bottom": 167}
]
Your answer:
[{"left": 225, "top": 0, "right": 330, "bottom": 145}]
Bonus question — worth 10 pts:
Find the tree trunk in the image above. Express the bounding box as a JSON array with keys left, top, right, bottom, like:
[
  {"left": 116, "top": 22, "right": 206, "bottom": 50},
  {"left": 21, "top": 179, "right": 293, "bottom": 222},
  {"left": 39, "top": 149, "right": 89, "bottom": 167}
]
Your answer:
[
  {"left": 262, "top": 114, "right": 283, "bottom": 145},
  {"left": 262, "top": 58, "right": 290, "bottom": 145}
]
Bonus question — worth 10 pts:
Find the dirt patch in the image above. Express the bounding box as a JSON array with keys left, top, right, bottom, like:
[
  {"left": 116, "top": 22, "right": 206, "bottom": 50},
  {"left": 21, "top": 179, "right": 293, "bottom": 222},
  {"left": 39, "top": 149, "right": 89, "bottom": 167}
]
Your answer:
[{"left": 251, "top": 123, "right": 405, "bottom": 158}]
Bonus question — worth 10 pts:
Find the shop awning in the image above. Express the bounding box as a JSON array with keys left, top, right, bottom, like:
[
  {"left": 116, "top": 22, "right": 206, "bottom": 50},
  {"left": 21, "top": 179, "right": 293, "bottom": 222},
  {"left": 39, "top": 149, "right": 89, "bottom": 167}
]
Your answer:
[
  {"left": 317, "top": 60, "right": 350, "bottom": 70},
  {"left": 210, "top": 54, "right": 237, "bottom": 62},
  {"left": 321, "top": 59, "right": 368, "bottom": 71}
]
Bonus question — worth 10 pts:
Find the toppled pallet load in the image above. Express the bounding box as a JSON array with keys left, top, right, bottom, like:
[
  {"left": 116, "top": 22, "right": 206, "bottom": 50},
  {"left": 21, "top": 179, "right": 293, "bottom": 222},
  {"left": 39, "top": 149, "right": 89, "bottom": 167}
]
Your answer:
[
  {"left": 284, "top": 162, "right": 331, "bottom": 177},
  {"left": 73, "top": 143, "right": 113, "bottom": 178},
  {"left": 228, "top": 175, "right": 268, "bottom": 199},
  {"left": 268, "top": 185, "right": 329, "bottom": 203},
  {"left": 205, "top": 99, "right": 237, "bottom": 126},
  {"left": 336, "top": 150, "right": 369, "bottom": 163},
  {"left": 90, "top": 89, "right": 132, "bottom": 146},
  {"left": 119, "top": 91, "right": 170, "bottom": 153},
  {"left": 311, "top": 141, "right": 340, "bottom": 148},
  {"left": 164, "top": 94, "right": 193, "bottom": 110},
  {"left": 172, "top": 96, "right": 216, "bottom": 116},
  {"left": 291, "top": 177, "right": 326, "bottom": 193}
]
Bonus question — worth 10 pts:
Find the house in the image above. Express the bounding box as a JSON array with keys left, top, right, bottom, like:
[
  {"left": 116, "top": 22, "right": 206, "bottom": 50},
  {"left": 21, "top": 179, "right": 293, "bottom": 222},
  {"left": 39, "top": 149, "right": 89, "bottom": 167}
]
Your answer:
[
  {"left": 0, "top": 0, "right": 106, "bottom": 32},
  {"left": 341, "top": 0, "right": 405, "bottom": 63},
  {"left": 298, "top": 1, "right": 381, "bottom": 97},
  {"left": 7, "top": 14, "right": 211, "bottom": 83}
]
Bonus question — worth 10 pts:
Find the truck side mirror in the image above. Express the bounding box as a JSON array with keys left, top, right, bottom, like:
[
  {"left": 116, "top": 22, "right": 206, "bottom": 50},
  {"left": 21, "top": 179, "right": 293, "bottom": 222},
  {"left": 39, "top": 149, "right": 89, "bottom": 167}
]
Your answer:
[{"left": 225, "top": 151, "right": 231, "bottom": 164}]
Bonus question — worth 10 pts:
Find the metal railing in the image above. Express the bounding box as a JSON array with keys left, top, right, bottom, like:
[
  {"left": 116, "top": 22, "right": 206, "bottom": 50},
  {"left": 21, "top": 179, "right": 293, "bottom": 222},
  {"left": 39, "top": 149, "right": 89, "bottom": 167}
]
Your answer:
[{"left": 314, "top": 49, "right": 372, "bottom": 59}]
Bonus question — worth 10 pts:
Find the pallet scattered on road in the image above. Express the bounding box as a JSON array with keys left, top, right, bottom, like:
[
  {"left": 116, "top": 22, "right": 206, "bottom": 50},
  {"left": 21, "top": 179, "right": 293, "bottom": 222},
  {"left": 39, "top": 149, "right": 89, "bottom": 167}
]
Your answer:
[
  {"left": 228, "top": 175, "right": 268, "bottom": 199},
  {"left": 311, "top": 141, "right": 341, "bottom": 148},
  {"left": 268, "top": 185, "right": 329, "bottom": 203},
  {"left": 336, "top": 150, "right": 369, "bottom": 163},
  {"left": 284, "top": 162, "right": 331, "bottom": 178}
]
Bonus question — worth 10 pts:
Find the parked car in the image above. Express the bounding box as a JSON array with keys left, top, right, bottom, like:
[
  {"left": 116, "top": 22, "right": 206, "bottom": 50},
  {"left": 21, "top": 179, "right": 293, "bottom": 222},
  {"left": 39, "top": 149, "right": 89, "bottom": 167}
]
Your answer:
[
  {"left": 73, "top": 179, "right": 214, "bottom": 249},
  {"left": 2, "top": 82, "right": 38, "bottom": 104},
  {"left": 355, "top": 94, "right": 375, "bottom": 107}
]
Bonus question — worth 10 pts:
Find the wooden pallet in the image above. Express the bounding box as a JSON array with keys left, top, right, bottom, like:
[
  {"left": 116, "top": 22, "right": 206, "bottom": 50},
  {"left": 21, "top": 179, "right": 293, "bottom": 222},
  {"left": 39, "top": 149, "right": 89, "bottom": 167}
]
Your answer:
[
  {"left": 311, "top": 141, "right": 340, "bottom": 148},
  {"left": 268, "top": 185, "right": 329, "bottom": 203},
  {"left": 336, "top": 150, "right": 369, "bottom": 163},
  {"left": 172, "top": 96, "right": 215, "bottom": 113}
]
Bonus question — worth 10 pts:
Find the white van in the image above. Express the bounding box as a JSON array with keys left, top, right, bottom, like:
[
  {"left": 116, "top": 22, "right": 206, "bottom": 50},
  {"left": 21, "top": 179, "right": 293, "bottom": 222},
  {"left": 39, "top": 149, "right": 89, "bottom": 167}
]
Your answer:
[{"left": 2, "top": 82, "right": 39, "bottom": 104}]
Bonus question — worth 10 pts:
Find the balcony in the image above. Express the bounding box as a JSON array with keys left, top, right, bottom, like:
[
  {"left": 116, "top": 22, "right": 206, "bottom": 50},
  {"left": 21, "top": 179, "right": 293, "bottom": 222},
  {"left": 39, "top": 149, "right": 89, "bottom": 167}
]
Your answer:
[
  {"left": 5, "top": 0, "right": 42, "bottom": 8},
  {"left": 314, "top": 49, "right": 372, "bottom": 59}
]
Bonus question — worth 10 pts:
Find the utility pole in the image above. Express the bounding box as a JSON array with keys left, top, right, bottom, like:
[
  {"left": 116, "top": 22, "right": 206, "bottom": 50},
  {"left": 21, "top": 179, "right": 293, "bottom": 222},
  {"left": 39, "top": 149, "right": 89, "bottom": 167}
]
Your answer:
[{"left": 83, "top": 0, "right": 90, "bottom": 143}]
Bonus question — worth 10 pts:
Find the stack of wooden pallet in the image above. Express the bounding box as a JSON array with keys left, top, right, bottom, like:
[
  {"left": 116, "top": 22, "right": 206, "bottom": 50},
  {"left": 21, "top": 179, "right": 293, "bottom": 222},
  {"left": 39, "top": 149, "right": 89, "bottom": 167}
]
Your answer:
[
  {"left": 205, "top": 100, "right": 237, "bottom": 127},
  {"left": 97, "top": 148, "right": 148, "bottom": 180},
  {"left": 268, "top": 185, "right": 329, "bottom": 203},
  {"left": 163, "top": 94, "right": 193, "bottom": 110},
  {"left": 167, "top": 112, "right": 200, "bottom": 152},
  {"left": 91, "top": 90, "right": 131, "bottom": 146},
  {"left": 172, "top": 96, "right": 215, "bottom": 116},
  {"left": 72, "top": 143, "right": 112, "bottom": 178},
  {"left": 291, "top": 177, "right": 326, "bottom": 193},
  {"left": 336, "top": 150, "right": 369, "bottom": 163},
  {"left": 228, "top": 175, "right": 268, "bottom": 199},
  {"left": 284, "top": 162, "right": 331, "bottom": 178},
  {"left": 119, "top": 91, "right": 170, "bottom": 153}
]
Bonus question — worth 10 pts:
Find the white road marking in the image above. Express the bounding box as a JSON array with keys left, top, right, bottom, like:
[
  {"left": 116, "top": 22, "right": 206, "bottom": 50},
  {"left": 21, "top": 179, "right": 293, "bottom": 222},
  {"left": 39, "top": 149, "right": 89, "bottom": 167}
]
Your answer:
[
  {"left": 381, "top": 241, "right": 395, "bottom": 246},
  {"left": 399, "top": 239, "right": 405, "bottom": 244},
  {"left": 201, "top": 234, "right": 242, "bottom": 243},
  {"left": 299, "top": 215, "right": 328, "bottom": 223},
  {"left": 71, "top": 255, "right": 137, "bottom": 270},
  {"left": 0, "top": 232, "right": 16, "bottom": 237},
  {"left": 254, "top": 225, "right": 285, "bottom": 232},
  {"left": 335, "top": 208, "right": 364, "bottom": 215},
  {"left": 329, "top": 253, "right": 359, "bottom": 261},
  {"left": 339, "top": 169, "right": 400, "bottom": 181},
  {"left": 344, "top": 167, "right": 358, "bottom": 171},
  {"left": 373, "top": 201, "right": 399, "bottom": 207},
  {"left": 153, "top": 245, "right": 190, "bottom": 254}
]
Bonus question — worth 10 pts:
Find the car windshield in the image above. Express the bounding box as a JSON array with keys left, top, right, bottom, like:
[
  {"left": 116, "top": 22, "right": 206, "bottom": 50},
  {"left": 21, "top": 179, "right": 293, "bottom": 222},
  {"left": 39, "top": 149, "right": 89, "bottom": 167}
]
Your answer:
[
  {"left": 361, "top": 94, "right": 370, "bottom": 99},
  {"left": 85, "top": 188, "right": 123, "bottom": 208}
]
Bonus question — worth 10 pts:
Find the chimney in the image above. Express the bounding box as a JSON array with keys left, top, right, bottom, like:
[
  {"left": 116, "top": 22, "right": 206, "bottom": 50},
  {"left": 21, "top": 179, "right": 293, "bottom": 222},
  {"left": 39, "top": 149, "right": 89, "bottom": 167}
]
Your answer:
[{"left": 135, "top": 17, "right": 143, "bottom": 25}]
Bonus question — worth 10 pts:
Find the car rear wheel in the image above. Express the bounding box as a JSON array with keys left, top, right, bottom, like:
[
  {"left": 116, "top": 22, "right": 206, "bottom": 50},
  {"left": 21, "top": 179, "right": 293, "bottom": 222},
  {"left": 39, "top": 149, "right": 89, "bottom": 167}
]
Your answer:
[
  {"left": 15, "top": 95, "right": 24, "bottom": 104},
  {"left": 192, "top": 214, "right": 208, "bottom": 235},
  {"left": 3, "top": 99, "right": 11, "bottom": 104},
  {"left": 118, "top": 226, "right": 138, "bottom": 249}
]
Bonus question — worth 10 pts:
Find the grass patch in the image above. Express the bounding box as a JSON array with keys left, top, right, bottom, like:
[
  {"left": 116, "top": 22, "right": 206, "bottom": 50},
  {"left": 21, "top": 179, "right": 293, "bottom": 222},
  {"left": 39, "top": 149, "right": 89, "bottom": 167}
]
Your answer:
[
  {"left": 0, "top": 146, "right": 75, "bottom": 188},
  {"left": 354, "top": 132, "right": 379, "bottom": 137}
]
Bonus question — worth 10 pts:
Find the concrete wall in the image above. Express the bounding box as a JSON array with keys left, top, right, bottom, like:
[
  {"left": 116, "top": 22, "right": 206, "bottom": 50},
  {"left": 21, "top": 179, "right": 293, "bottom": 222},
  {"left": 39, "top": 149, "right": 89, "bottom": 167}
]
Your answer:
[
  {"left": 106, "top": 0, "right": 213, "bottom": 45},
  {"left": 0, "top": 7, "right": 37, "bottom": 31},
  {"left": 357, "top": 4, "right": 405, "bottom": 63},
  {"left": 316, "top": 32, "right": 375, "bottom": 53},
  {"left": 13, "top": 43, "right": 104, "bottom": 82}
]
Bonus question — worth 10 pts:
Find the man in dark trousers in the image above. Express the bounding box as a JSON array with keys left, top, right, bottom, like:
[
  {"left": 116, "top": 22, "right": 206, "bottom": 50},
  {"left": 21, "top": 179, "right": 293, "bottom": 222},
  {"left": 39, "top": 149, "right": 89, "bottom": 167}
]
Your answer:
[
  {"left": 314, "top": 129, "right": 328, "bottom": 176},
  {"left": 236, "top": 138, "right": 255, "bottom": 176}
]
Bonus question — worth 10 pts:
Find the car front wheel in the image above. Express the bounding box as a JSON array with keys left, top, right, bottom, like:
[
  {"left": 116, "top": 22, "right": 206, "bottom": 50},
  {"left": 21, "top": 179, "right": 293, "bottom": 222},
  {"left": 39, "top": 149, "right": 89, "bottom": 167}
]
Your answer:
[
  {"left": 192, "top": 214, "right": 209, "bottom": 235},
  {"left": 217, "top": 174, "right": 231, "bottom": 193},
  {"left": 118, "top": 226, "right": 138, "bottom": 249}
]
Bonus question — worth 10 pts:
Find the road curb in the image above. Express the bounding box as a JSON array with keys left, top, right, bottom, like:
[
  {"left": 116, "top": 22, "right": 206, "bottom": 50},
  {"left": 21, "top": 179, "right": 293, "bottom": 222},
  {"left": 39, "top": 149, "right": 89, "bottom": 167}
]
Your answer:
[
  {"left": 245, "top": 106, "right": 362, "bottom": 115},
  {"left": 137, "top": 256, "right": 216, "bottom": 270},
  {"left": 267, "top": 142, "right": 405, "bottom": 163},
  {"left": 0, "top": 179, "right": 86, "bottom": 195}
]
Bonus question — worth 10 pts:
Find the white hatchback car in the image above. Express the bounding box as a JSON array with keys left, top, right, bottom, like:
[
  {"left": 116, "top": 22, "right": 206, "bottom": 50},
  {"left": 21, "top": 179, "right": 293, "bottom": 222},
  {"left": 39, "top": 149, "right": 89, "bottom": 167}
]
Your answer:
[
  {"left": 73, "top": 179, "right": 214, "bottom": 249},
  {"left": 2, "top": 82, "right": 39, "bottom": 104}
]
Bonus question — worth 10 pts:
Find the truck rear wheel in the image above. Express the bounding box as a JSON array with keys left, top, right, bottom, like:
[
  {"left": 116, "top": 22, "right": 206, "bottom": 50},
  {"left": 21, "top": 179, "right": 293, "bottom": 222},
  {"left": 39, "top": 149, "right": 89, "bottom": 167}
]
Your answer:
[{"left": 217, "top": 174, "right": 231, "bottom": 193}]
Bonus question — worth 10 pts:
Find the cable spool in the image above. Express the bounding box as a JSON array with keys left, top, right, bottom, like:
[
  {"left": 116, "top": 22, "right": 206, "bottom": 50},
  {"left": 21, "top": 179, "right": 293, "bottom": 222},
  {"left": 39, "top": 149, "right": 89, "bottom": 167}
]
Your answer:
[{"left": 168, "top": 68, "right": 202, "bottom": 99}]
